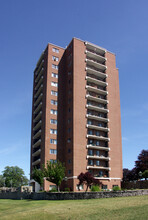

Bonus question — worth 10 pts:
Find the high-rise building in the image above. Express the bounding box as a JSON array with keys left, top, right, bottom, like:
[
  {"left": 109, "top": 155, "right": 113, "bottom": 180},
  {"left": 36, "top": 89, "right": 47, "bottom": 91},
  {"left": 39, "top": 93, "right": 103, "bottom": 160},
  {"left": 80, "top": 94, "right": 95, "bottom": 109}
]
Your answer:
[
  {"left": 30, "top": 43, "right": 64, "bottom": 191},
  {"left": 30, "top": 38, "right": 122, "bottom": 192}
]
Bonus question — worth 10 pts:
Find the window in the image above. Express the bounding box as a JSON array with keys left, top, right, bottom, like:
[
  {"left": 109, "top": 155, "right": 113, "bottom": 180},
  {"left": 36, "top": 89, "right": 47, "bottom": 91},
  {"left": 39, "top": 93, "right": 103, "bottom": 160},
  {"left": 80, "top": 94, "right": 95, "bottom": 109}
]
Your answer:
[
  {"left": 51, "top": 81, "right": 58, "bottom": 87},
  {"left": 51, "top": 100, "right": 57, "bottom": 105},
  {"left": 68, "top": 118, "right": 71, "bottom": 123},
  {"left": 52, "top": 48, "right": 59, "bottom": 53},
  {"left": 67, "top": 138, "right": 71, "bottom": 143},
  {"left": 68, "top": 170, "right": 71, "bottom": 174},
  {"left": 52, "top": 64, "right": 58, "bottom": 70},
  {"left": 49, "top": 185, "right": 56, "bottom": 190},
  {"left": 68, "top": 148, "right": 71, "bottom": 153},
  {"left": 96, "top": 131, "right": 100, "bottom": 136},
  {"left": 50, "top": 149, "right": 57, "bottom": 154},
  {"left": 102, "top": 185, "right": 108, "bottom": 190},
  {"left": 88, "top": 160, "right": 93, "bottom": 166},
  {"left": 76, "top": 184, "right": 83, "bottom": 190},
  {"left": 50, "top": 159, "right": 57, "bottom": 163},
  {"left": 51, "top": 90, "right": 58, "bottom": 96},
  {"left": 68, "top": 159, "right": 71, "bottom": 164},
  {"left": 68, "top": 71, "right": 71, "bottom": 75},
  {"left": 96, "top": 141, "right": 100, "bottom": 146},
  {"left": 88, "top": 139, "right": 93, "bottom": 145},
  {"left": 96, "top": 150, "right": 99, "bottom": 156},
  {"left": 68, "top": 128, "right": 71, "bottom": 133},
  {"left": 52, "top": 56, "right": 59, "bottom": 61},
  {"left": 98, "top": 123, "right": 102, "bottom": 127},
  {"left": 50, "top": 129, "right": 57, "bottom": 134},
  {"left": 88, "top": 120, "right": 92, "bottom": 125},
  {"left": 50, "top": 109, "right": 57, "bottom": 115},
  {"left": 96, "top": 160, "right": 100, "bottom": 166},
  {"left": 50, "top": 119, "right": 57, "bottom": 124},
  {"left": 50, "top": 139, "right": 57, "bottom": 145},
  {"left": 99, "top": 171, "right": 103, "bottom": 177},
  {"left": 88, "top": 130, "right": 93, "bottom": 135},
  {"left": 68, "top": 108, "right": 71, "bottom": 113},
  {"left": 51, "top": 72, "right": 58, "bottom": 78},
  {"left": 88, "top": 149, "right": 93, "bottom": 156}
]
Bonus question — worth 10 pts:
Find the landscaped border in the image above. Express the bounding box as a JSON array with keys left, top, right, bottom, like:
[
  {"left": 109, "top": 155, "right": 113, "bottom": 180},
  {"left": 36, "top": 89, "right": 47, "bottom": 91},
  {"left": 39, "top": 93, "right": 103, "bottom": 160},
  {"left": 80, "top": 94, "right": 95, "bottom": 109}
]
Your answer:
[{"left": 0, "top": 189, "right": 148, "bottom": 200}]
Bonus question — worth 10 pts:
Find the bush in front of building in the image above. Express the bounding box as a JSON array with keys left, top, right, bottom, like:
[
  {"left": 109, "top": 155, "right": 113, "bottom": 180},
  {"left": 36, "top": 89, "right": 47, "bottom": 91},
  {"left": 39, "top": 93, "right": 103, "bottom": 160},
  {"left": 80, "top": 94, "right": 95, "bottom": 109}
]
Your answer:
[
  {"left": 91, "top": 185, "right": 101, "bottom": 192},
  {"left": 112, "top": 186, "right": 121, "bottom": 191},
  {"left": 64, "top": 187, "right": 70, "bottom": 192}
]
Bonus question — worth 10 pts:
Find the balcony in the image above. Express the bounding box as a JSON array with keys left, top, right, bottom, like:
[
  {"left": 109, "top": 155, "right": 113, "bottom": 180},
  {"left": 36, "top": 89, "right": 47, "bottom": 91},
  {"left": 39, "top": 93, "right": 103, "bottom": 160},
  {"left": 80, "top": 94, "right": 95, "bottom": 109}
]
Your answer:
[
  {"left": 87, "top": 134, "right": 110, "bottom": 142},
  {"left": 86, "top": 76, "right": 107, "bottom": 87},
  {"left": 32, "top": 158, "right": 41, "bottom": 166},
  {"left": 86, "top": 94, "right": 108, "bottom": 104},
  {"left": 86, "top": 104, "right": 109, "bottom": 113},
  {"left": 86, "top": 58, "right": 106, "bottom": 72},
  {"left": 35, "top": 76, "right": 43, "bottom": 91},
  {"left": 87, "top": 155, "right": 110, "bottom": 161},
  {"left": 87, "top": 145, "right": 110, "bottom": 151},
  {"left": 35, "top": 67, "right": 44, "bottom": 83},
  {"left": 86, "top": 114, "right": 109, "bottom": 123},
  {"left": 34, "top": 102, "right": 42, "bottom": 114},
  {"left": 86, "top": 67, "right": 107, "bottom": 79},
  {"left": 85, "top": 50, "right": 106, "bottom": 64},
  {"left": 33, "top": 129, "right": 41, "bottom": 140},
  {"left": 87, "top": 166, "right": 111, "bottom": 171},
  {"left": 34, "top": 93, "right": 43, "bottom": 107},
  {"left": 33, "top": 120, "right": 42, "bottom": 131},
  {"left": 86, "top": 85, "right": 108, "bottom": 95},
  {"left": 33, "top": 139, "right": 41, "bottom": 148},
  {"left": 33, "top": 111, "right": 42, "bottom": 122},
  {"left": 34, "top": 84, "right": 43, "bottom": 98},
  {"left": 87, "top": 124, "right": 109, "bottom": 132},
  {"left": 32, "top": 149, "right": 41, "bottom": 157},
  {"left": 85, "top": 41, "right": 106, "bottom": 56}
]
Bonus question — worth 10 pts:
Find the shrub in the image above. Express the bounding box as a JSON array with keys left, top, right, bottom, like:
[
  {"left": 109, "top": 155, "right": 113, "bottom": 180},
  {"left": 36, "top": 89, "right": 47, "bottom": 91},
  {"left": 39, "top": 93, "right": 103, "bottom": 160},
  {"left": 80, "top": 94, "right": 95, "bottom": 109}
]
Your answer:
[
  {"left": 112, "top": 186, "right": 121, "bottom": 191},
  {"left": 49, "top": 188, "right": 57, "bottom": 192},
  {"left": 64, "top": 187, "right": 70, "bottom": 192},
  {"left": 91, "top": 185, "right": 101, "bottom": 192}
]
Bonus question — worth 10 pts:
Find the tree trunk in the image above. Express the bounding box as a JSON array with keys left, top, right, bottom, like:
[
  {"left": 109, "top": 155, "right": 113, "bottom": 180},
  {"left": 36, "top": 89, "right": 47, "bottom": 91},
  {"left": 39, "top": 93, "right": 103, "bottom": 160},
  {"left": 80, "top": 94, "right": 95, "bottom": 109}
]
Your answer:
[
  {"left": 85, "top": 185, "right": 88, "bottom": 192},
  {"left": 57, "top": 185, "right": 60, "bottom": 192}
]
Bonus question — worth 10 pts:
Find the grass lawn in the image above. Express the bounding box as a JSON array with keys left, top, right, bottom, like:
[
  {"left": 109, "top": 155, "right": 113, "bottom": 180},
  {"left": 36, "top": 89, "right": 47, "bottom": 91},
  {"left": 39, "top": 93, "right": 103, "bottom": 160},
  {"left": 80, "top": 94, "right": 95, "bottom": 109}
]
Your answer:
[{"left": 0, "top": 195, "right": 148, "bottom": 220}]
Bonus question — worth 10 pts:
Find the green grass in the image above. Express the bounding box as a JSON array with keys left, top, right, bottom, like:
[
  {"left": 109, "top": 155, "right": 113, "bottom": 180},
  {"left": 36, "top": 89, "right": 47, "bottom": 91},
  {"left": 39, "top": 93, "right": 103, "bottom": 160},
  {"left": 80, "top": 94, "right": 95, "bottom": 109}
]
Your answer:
[{"left": 0, "top": 195, "right": 148, "bottom": 220}]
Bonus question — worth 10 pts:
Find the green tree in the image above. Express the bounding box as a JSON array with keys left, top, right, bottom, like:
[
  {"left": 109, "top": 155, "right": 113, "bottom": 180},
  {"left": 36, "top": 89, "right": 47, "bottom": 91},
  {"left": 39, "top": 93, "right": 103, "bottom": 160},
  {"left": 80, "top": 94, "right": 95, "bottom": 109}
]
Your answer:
[
  {"left": 142, "top": 170, "right": 148, "bottom": 180},
  {"left": 31, "top": 167, "right": 45, "bottom": 190},
  {"left": 3, "top": 166, "right": 28, "bottom": 187},
  {"left": 135, "top": 150, "right": 148, "bottom": 173},
  {"left": 44, "top": 161, "right": 65, "bottom": 192},
  {"left": 0, "top": 175, "right": 4, "bottom": 187}
]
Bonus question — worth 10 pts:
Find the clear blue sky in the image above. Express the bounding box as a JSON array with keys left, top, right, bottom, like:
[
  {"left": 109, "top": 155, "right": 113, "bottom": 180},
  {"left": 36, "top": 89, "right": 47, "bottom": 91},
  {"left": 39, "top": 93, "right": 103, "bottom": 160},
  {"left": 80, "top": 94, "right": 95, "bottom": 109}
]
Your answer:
[{"left": 0, "top": 0, "right": 148, "bottom": 179}]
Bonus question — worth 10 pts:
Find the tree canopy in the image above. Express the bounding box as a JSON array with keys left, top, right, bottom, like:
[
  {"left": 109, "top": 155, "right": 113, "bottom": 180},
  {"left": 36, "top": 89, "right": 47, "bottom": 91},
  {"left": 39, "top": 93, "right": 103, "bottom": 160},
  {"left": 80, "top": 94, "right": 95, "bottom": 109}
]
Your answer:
[
  {"left": 44, "top": 161, "right": 65, "bottom": 191},
  {"left": 2, "top": 166, "right": 28, "bottom": 187},
  {"left": 77, "top": 172, "right": 101, "bottom": 192},
  {"left": 135, "top": 150, "right": 148, "bottom": 173},
  {"left": 31, "top": 167, "right": 45, "bottom": 190},
  {"left": 123, "top": 149, "right": 148, "bottom": 182}
]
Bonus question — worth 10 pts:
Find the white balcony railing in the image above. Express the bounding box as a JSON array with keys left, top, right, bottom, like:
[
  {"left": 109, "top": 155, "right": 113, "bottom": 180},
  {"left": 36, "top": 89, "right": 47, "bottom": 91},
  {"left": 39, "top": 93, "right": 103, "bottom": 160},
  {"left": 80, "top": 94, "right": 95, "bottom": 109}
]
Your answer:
[
  {"left": 33, "top": 129, "right": 41, "bottom": 140},
  {"left": 86, "top": 85, "right": 108, "bottom": 95},
  {"left": 32, "top": 158, "right": 41, "bottom": 166},
  {"left": 86, "top": 94, "right": 108, "bottom": 104},
  {"left": 86, "top": 145, "right": 110, "bottom": 151},
  {"left": 86, "top": 67, "right": 107, "bottom": 79},
  {"left": 86, "top": 114, "right": 109, "bottom": 123},
  {"left": 33, "top": 139, "right": 41, "bottom": 148},
  {"left": 87, "top": 134, "right": 110, "bottom": 142},
  {"left": 87, "top": 155, "right": 110, "bottom": 160},
  {"left": 87, "top": 166, "right": 111, "bottom": 171},
  {"left": 86, "top": 104, "right": 109, "bottom": 113},
  {"left": 87, "top": 124, "right": 110, "bottom": 132}
]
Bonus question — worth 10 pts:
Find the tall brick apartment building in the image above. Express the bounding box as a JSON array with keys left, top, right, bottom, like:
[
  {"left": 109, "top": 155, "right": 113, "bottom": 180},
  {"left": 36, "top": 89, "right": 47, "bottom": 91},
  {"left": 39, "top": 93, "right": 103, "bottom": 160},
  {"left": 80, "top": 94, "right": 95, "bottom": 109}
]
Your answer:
[{"left": 30, "top": 38, "right": 122, "bottom": 192}]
